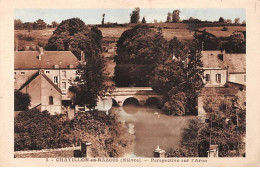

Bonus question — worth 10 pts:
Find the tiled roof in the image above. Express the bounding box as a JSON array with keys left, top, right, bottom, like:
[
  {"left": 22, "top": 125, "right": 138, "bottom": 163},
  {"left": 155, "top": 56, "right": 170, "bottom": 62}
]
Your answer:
[
  {"left": 19, "top": 71, "right": 62, "bottom": 94},
  {"left": 15, "top": 51, "right": 79, "bottom": 69},
  {"left": 201, "top": 51, "right": 246, "bottom": 73}
]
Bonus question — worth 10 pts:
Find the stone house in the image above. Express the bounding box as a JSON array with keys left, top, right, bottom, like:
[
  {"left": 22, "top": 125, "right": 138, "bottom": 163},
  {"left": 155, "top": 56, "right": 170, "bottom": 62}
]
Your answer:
[
  {"left": 14, "top": 49, "right": 80, "bottom": 114},
  {"left": 198, "top": 51, "right": 246, "bottom": 118},
  {"left": 19, "top": 71, "right": 62, "bottom": 115},
  {"left": 201, "top": 50, "right": 246, "bottom": 87}
]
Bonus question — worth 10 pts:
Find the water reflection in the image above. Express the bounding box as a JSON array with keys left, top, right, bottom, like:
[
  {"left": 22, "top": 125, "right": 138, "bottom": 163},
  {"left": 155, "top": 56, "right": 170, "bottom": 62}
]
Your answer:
[{"left": 109, "top": 106, "right": 196, "bottom": 157}]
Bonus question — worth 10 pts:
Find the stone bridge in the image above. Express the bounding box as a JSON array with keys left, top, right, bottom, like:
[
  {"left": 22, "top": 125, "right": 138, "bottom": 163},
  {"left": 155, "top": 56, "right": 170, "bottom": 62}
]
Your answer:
[{"left": 106, "top": 87, "right": 162, "bottom": 107}]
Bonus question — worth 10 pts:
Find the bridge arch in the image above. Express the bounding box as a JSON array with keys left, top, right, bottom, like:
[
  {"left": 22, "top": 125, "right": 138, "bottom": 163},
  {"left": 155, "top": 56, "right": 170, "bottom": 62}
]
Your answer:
[
  {"left": 145, "top": 97, "right": 162, "bottom": 109},
  {"left": 112, "top": 98, "right": 119, "bottom": 107},
  {"left": 123, "top": 97, "right": 140, "bottom": 106}
]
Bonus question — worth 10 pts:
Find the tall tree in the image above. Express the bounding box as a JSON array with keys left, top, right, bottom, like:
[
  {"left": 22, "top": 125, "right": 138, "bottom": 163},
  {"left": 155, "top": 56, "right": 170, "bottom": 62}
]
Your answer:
[
  {"left": 45, "top": 18, "right": 109, "bottom": 110},
  {"left": 172, "top": 10, "right": 181, "bottom": 23},
  {"left": 33, "top": 19, "right": 47, "bottom": 30},
  {"left": 150, "top": 37, "right": 204, "bottom": 115},
  {"left": 130, "top": 7, "right": 140, "bottom": 23},
  {"left": 102, "top": 13, "right": 105, "bottom": 25},
  {"left": 166, "top": 12, "right": 172, "bottom": 23},
  {"left": 114, "top": 25, "right": 168, "bottom": 87}
]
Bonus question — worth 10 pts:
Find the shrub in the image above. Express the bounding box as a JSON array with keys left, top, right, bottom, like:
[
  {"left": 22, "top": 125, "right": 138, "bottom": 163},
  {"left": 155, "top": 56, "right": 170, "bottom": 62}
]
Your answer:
[
  {"left": 17, "top": 34, "right": 35, "bottom": 41},
  {"left": 14, "top": 90, "right": 31, "bottom": 111}
]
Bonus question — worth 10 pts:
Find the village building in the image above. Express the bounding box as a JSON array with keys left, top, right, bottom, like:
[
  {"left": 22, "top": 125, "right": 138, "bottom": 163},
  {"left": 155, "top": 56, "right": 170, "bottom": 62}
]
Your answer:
[
  {"left": 14, "top": 49, "right": 80, "bottom": 114},
  {"left": 198, "top": 50, "right": 246, "bottom": 119}
]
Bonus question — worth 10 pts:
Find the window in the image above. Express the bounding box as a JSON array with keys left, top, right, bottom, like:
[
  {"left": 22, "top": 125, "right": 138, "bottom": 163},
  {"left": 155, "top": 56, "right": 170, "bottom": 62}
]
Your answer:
[
  {"left": 45, "top": 70, "right": 50, "bottom": 74},
  {"left": 205, "top": 74, "right": 210, "bottom": 82},
  {"left": 61, "top": 82, "right": 66, "bottom": 89},
  {"left": 62, "top": 70, "right": 66, "bottom": 78},
  {"left": 54, "top": 76, "right": 59, "bottom": 84},
  {"left": 14, "top": 72, "right": 16, "bottom": 75},
  {"left": 49, "top": 96, "right": 53, "bottom": 105},
  {"left": 216, "top": 74, "right": 221, "bottom": 83},
  {"left": 20, "top": 72, "right": 25, "bottom": 75},
  {"left": 244, "top": 75, "right": 246, "bottom": 82}
]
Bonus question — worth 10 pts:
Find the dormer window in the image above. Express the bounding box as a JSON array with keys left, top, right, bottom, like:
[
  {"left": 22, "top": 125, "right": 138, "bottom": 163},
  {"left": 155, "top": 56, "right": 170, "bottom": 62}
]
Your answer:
[{"left": 218, "top": 54, "right": 224, "bottom": 61}]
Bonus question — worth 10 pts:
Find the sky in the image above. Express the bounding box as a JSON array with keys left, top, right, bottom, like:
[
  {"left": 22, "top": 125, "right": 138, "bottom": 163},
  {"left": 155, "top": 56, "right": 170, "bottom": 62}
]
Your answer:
[{"left": 14, "top": 8, "right": 246, "bottom": 25}]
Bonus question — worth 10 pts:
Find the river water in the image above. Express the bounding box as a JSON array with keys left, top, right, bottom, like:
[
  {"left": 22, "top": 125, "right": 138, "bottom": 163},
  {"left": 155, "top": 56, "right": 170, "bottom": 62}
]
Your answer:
[{"left": 109, "top": 106, "right": 196, "bottom": 158}]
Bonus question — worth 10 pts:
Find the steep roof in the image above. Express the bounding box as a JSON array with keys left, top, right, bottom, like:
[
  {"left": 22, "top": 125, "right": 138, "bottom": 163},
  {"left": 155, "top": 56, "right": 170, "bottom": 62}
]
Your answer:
[
  {"left": 19, "top": 71, "right": 62, "bottom": 94},
  {"left": 201, "top": 51, "right": 246, "bottom": 73},
  {"left": 15, "top": 51, "right": 79, "bottom": 69}
]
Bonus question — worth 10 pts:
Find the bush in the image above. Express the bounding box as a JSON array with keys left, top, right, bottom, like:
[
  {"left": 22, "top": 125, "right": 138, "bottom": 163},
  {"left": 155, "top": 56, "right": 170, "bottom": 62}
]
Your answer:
[
  {"left": 17, "top": 34, "right": 35, "bottom": 41},
  {"left": 222, "top": 26, "right": 228, "bottom": 31},
  {"left": 14, "top": 109, "right": 133, "bottom": 157},
  {"left": 14, "top": 90, "right": 31, "bottom": 111},
  {"left": 14, "top": 109, "right": 73, "bottom": 151}
]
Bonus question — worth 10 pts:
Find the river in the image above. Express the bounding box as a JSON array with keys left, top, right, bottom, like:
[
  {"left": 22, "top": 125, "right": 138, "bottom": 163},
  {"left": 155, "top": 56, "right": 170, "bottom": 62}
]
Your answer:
[{"left": 109, "top": 105, "right": 197, "bottom": 158}]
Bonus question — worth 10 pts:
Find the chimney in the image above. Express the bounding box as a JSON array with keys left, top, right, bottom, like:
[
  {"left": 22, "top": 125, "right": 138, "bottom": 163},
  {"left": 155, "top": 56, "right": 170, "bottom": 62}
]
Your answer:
[
  {"left": 38, "top": 47, "right": 44, "bottom": 60},
  {"left": 80, "top": 51, "right": 85, "bottom": 63}
]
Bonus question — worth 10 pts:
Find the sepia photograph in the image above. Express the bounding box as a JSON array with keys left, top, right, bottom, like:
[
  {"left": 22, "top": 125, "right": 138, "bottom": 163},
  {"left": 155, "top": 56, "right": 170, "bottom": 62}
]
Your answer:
[
  {"left": 0, "top": 0, "right": 259, "bottom": 167},
  {"left": 13, "top": 7, "right": 246, "bottom": 159}
]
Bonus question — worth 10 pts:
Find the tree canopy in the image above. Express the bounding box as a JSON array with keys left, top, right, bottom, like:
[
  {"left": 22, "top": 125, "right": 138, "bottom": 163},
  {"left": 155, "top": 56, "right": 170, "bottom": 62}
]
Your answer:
[
  {"left": 172, "top": 10, "right": 181, "bottom": 23},
  {"left": 224, "top": 31, "right": 246, "bottom": 53},
  {"left": 14, "top": 90, "right": 31, "bottom": 111},
  {"left": 46, "top": 18, "right": 109, "bottom": 110},
  {"left": 130, "top": 7, "right": 140, "bottom": 23},
  {"left": 114, "top": 24, "right": 168, "bottom": 87}
]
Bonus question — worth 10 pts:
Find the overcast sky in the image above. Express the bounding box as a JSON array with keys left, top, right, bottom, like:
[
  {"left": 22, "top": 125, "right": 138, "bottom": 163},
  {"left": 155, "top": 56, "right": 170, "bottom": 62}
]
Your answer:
[{"left": 14, "top": 8, "right": 246, "bottom": 25}]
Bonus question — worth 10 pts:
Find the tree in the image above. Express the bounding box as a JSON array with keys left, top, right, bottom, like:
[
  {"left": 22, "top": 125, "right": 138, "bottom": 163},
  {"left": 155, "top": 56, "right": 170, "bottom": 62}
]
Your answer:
[
  {"left": 14, "top": 90, "right": 31, "bottom": 111},
  {"left": 150, "top": 37, "right": 204, "bottom": 115},
  {"left": 224, "top": 31, "right": 246, "bottom": 53},
  {"left": 102, "top": 13, "right": 105, "bottom": 25},
  {"left": 141, "top": 17, "right": 146, "bottom": 24},
  {"left": 51, "top": 21, "right": 59, "bottom": 28},
  {"left": 219, "top": 17, "right": 225, "bottom": 23},
  {"left": 193, "top": 30, "right": 221, "bottom": 50},
  {"left": 46, "top": 18, "right": 109, "bottom": 110},
  {"left": 172, "top": 10, "right": 180, "bottom": 23},
  {"left": 23, "top": 22, "right": 33, "bottom": 35},
  {"left": 14, "top": 109, "right": 73, "bottom": 151},
  {"left": 166, "top": 12, "right": 172, "bottom": 23},
  {"left": 226, "top": 19, "right": 232, "bottom": 24},
  {"left": 234, "top": 17, "right": 240, "bottom": 24},
  {"left": 33, "top": 19, "right": 47, "bottom": 30},
  {"left": 114, "top": 25, "right": 168, "bottom": 87},
  {"left": 14, "top": 19, "right": 23, "bottom": 30},
  {"left": 130, "top": 7, "right": 140, "bottom": 23}
]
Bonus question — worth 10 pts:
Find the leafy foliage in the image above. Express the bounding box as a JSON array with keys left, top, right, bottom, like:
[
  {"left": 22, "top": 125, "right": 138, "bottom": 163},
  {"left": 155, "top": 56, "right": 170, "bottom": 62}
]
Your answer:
[
  {"left": 15, "top": 109, "right": 72, "bottom": 151},
  {"left": 172, "top": 10, "right": 181, "bottom": 23},
  {"left": 114, "top": 24, "right": 168, "bottom": 87},
  {"left": 46, "top": 18, "right": 109, "bottom": 109},
  {"left": 223, "top": 31, "right": 246, "bottom": 53},
  {"left": 14, "top": 90, "right": 31, "bottom": 111},
  {"left": 167, "top": 96, "right": 246, "bottom": 157},
  {"left": 150, "top": 37, "right": 204, "bottom": 115},
  {"left": 130, "top": 7, "right": 140, "bottom": 23},
  {"left": 193, "top": 30, "right": 221, "bottom": 50},
  {"left": 14, "top": 109, "right": 133, "bottom": 157}
]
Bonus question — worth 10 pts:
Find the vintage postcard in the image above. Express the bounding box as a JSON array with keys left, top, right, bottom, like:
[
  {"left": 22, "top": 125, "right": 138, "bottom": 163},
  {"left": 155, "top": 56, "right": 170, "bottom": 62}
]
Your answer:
[{"left": 0, "top": 0, "right": 260, "bottom": 167}]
